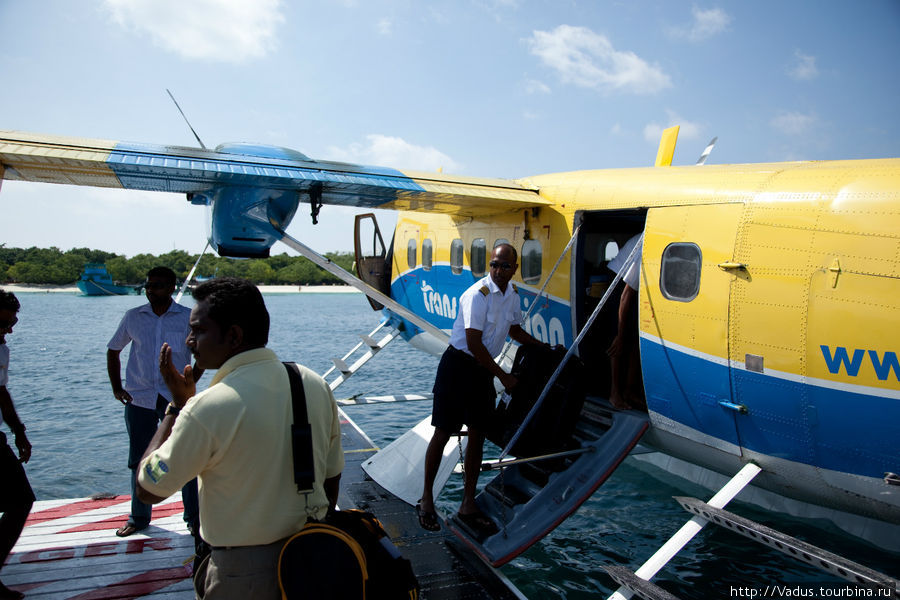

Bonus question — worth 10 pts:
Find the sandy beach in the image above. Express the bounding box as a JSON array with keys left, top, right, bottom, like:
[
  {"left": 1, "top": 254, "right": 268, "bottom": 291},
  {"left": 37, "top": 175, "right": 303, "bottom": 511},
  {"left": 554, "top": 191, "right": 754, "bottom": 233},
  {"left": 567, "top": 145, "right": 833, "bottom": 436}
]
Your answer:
[{"left": 1, "top": 283, "right": 361, "bottom": 294}]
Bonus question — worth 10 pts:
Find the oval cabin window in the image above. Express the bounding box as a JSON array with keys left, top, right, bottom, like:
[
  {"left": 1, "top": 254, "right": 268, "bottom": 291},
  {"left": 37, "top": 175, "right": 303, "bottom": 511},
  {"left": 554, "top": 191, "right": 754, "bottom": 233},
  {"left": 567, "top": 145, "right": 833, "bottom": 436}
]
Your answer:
[
  {"left": 471, "top": 238, "right": 486, "bottom": 278},
  {"left": 407, "top": 239, "right": 417, "bottom": 270},
  {"left": 660, "top": 242, "right": 702, "bottom": 301},
  {"left": 521, "top": 239, "right": 542, "bottom": 285},
  {"left": 450, "top": 239, "right": 464, "bottom": 275},
  {"left": 422, "top": 239, "right": 433, "bottom": 271}
]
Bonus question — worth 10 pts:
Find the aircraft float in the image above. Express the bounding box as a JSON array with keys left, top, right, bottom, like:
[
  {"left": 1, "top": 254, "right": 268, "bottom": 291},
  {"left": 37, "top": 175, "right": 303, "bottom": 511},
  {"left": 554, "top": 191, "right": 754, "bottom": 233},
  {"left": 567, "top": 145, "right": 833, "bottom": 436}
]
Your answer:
[{"left": 1, "top": 125, "right": 897, "bottom": 595}]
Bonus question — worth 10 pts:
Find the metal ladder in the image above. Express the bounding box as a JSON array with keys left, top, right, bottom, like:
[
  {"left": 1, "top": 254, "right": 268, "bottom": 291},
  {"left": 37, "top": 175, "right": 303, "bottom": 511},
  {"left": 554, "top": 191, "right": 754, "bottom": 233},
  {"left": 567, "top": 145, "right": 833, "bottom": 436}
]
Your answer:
[
  {"left": 322, "top": 320, "right": 401, "bottom": 392},
  {"left": 605, "top": 463, "right": 900, "bottom": 600}
]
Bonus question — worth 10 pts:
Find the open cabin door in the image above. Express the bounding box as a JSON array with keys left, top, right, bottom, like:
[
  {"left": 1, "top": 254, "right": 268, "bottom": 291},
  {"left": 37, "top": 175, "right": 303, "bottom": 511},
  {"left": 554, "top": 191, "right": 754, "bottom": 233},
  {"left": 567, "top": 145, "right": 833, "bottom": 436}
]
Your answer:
[{"left": 354, "top": 213, "right": 392, "bottom": 310}]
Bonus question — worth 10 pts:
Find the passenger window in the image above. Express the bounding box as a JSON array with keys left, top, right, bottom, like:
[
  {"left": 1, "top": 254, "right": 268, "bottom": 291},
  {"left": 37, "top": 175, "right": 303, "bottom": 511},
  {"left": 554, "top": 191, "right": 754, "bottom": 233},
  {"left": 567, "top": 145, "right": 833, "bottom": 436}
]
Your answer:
[
  {"left": 407, "top": 239, "right": 417, "bottom": 269},
  {"left": 450, "top": 238, "right": 464, "bottom": 275},
  {"left": 660, "top": 243, "right": 701, "bottom": 301},
  {"left": 604, "top": 241, "right": 620, "bottom": 261},
  {"left": 471, "top": 238, "right": 486, "bottom": 277},
  {"left": 521, "top": 240, "right": 542, "bottom": 285},
  {"left": 422, "top": 239, "right": 433, "bottom": 271},
  {"left": 493, "top": 238, "right": 510, "bottom": 251}
]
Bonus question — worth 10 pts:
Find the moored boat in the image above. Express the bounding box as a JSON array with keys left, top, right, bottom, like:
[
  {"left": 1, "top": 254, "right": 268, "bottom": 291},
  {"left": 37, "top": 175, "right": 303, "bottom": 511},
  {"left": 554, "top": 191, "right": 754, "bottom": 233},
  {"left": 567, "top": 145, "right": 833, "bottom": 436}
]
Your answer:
[{"left": 76, "top": 263, "right": 138, "bottom": 296}]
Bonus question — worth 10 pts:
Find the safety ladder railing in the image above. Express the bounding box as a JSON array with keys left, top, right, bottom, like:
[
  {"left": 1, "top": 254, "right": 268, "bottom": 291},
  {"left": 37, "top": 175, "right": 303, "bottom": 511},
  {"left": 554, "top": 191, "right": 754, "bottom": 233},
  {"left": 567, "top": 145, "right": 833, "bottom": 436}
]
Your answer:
[
  {"left": 323, "top": 320, "right": 401, "bottom": 391},
  {"left": 605, "top": 462, "right": 900, "bottom": 600}
]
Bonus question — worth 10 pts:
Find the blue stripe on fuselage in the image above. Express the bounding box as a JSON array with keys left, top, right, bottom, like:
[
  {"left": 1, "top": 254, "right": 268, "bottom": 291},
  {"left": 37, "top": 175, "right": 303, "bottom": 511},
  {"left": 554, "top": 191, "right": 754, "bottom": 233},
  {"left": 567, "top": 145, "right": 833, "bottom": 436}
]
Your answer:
[
  {"left": 389, "top": 265, "right": 572, "bottom": 345},
  {"left": 641, "top": 336, "right": 898, "bottom": 479}
]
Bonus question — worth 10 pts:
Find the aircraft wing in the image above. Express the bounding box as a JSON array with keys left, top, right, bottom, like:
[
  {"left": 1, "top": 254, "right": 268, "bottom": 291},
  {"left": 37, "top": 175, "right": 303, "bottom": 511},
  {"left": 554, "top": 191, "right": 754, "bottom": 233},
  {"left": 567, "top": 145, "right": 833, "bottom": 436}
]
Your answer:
[{"left": 0, "top": 130, "right": 547, "bottom": 217}]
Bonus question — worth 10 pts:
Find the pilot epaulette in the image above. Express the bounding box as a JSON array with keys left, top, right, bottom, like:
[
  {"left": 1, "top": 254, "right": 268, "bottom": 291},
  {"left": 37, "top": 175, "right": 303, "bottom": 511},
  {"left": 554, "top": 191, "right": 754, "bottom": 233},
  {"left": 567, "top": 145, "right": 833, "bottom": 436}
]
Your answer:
[
  {"left": 479, "top": 286, "right": 490, "bottom": 296},
  {"left": 512, "top": 283, "right": 518, "bottom": 293}
]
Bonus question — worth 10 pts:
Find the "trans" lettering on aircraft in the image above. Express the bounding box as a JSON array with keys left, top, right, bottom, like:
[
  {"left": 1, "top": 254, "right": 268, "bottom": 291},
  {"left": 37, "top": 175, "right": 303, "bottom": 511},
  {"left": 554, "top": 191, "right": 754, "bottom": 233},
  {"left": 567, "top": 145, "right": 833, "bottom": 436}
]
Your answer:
[{"left": 820, "top": 346, "right": 900, "bottom": 381}]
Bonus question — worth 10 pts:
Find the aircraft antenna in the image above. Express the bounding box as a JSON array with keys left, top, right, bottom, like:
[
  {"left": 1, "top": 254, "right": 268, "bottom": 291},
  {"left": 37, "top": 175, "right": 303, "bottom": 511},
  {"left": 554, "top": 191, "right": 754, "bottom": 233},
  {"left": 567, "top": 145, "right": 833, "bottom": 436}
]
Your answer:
[
  {"left": 166, "top": 89, "right": 207, "bottom": 149},
  {"left": 696, "top": 136, "right": 717, "bottom": 165}
]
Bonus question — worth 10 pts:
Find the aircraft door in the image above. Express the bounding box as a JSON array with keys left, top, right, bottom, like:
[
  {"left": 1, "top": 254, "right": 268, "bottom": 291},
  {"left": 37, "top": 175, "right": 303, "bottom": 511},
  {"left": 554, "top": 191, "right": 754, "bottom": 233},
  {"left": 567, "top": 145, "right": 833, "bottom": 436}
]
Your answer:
[
  {"left": 354, "top": 213, "right": 392, "bottom": 310},
  {"left": 641, "top": 204, "right": 744, "bottom": 454}
]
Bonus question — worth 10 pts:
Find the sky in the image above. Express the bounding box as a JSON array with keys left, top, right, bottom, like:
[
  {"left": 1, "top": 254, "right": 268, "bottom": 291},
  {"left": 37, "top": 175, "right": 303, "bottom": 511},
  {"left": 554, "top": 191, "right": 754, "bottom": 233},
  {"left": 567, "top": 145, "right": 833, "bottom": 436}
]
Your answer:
[{"left": 1, "top": 0, "right": 898, "bottom": 257}]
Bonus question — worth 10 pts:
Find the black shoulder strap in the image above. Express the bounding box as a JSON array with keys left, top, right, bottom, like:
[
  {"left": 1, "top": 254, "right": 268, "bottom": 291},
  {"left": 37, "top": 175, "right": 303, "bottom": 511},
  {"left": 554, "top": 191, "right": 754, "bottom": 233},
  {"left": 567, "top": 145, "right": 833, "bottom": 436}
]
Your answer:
[{"left": 284, "top": 362, "right": 315, "bottom": 494}]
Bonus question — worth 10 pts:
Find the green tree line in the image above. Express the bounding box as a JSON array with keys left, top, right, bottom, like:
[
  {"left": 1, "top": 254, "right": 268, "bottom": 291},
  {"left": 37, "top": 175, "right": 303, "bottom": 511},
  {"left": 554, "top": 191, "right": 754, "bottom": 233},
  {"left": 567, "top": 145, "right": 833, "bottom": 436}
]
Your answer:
[{"left": 0, "top": 245, "right": 356, "bottom": 286}]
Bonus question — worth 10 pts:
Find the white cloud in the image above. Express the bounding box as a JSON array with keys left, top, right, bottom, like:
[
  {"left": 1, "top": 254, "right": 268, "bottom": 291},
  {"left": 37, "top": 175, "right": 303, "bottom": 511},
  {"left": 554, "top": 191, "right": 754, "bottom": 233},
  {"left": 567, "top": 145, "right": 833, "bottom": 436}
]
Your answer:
[
  {"left": 325, "top": 134, "right": 461, "bottom": 173},
  {"left": 103, "top": 0, "right": 284, "bottom": 63},
  {"left": 770, "top": 111, "right": 817, "bottom": 135},
  {"left": 376, "top": 18, "right": 393, "bottom": 36},
  {"left": 669, "top": 5, "right": 731, "bottom": 42},
  {"left": 525, "top": 79, "right": 551, "bottom": 94},
  {"left": 787, "top": 50, "right": 819, "bottom": 81},
  {"left": 527, "top": 25, "right": 671, "bottom": 95},
  {"left": 643, "top": 110, "right": 702, "bottom": 143}
]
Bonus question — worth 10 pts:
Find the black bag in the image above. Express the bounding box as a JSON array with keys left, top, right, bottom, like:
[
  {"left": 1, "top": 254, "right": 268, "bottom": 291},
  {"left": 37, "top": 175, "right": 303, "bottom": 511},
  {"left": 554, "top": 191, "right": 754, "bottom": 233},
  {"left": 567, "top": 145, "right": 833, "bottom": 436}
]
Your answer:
[
  {"left": 278, "top": 364, "right": 419, "bottom": 599},
  {"left": 278, "top": 509, "right": 419, "bottom": 600},
  {"left": 487, "top": 344, "right": 586, "bottom": 457}
]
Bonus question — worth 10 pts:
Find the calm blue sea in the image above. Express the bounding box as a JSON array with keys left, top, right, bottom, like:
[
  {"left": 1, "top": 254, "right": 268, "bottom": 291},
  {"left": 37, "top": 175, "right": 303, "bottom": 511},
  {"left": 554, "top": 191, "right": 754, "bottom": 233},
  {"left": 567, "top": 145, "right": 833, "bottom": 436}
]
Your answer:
[{"left": 5, "top": 292, "right": 897, "bottom": 599}]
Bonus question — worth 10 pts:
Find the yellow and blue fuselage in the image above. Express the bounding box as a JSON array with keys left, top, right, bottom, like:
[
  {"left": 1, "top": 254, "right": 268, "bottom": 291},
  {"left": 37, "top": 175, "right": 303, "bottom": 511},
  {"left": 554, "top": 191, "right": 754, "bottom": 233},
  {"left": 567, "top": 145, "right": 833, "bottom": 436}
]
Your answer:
[{"left": 388, "top": 158, "right": 900, "bottom": 530}]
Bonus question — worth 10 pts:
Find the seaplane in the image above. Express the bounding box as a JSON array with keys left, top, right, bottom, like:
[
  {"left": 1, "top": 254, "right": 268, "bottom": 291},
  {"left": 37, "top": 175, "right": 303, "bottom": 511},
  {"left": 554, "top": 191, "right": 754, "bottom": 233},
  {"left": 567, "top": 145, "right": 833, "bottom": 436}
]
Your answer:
[{"left": 1, "top": 124, "right": 898, "bottom": 598}]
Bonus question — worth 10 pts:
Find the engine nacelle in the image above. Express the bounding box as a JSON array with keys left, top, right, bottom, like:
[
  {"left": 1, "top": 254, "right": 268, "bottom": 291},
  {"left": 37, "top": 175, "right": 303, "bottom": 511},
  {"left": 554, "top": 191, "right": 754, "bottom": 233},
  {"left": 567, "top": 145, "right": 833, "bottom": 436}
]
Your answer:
[{"left": 194, "top": 186, "right": 300, "bottom": 258}]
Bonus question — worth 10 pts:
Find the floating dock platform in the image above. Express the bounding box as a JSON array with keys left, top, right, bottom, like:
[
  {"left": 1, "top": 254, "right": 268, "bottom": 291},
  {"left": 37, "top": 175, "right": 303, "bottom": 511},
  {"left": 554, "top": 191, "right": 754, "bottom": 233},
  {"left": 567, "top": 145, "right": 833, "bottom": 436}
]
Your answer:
[{"left": 3, "top": 409, "right": 525, "bottom": 598}]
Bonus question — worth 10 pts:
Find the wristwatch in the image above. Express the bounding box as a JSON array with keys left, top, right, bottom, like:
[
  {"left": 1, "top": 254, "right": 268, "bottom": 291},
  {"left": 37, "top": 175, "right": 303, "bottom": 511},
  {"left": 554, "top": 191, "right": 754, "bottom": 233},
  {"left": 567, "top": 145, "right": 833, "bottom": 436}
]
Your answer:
[{"left": 165, "top": 403, "right": 181, "bottom": 417}]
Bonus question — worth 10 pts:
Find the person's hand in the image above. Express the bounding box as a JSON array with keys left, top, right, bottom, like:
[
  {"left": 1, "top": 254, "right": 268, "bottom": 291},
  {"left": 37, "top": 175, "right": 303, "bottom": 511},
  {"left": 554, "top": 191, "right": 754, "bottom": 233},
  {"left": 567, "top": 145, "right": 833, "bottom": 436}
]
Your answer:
[
  {"left": 159, "top": 343, "right": 196, "bottom": 407},
  {"left": 15, "top": 431, "right": 31, "bottom": 464},
  {"left": 113, "top": 388, "right": 133, "bottom": 405},
  {"left": 499, "top": 372, "right": 518, "bottom": 393}
]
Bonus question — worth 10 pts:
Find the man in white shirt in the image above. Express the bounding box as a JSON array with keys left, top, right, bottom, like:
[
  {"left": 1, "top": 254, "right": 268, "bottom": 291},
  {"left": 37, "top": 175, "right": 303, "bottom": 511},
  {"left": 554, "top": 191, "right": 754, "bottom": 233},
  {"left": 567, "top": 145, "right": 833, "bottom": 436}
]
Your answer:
[
  {"left": 107, "top": 267, "right": 203, "bottom": 537},
  {"left": 417, "top": 243, "right": 544, "bottom": 534}
]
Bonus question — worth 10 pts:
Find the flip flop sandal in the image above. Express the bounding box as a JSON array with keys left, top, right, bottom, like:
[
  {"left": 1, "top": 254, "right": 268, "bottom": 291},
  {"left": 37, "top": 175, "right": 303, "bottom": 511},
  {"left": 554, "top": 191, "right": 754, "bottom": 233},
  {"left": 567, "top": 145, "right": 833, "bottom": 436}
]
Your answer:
[
  {"left": 415, "top": 501, "right": 441, "bottom": 532},
  {"left": 115, "top": 523, "right": 147, "bottom": 537},
  {"left": 457, "top": 511, "right": 499, "bottom": 535}
]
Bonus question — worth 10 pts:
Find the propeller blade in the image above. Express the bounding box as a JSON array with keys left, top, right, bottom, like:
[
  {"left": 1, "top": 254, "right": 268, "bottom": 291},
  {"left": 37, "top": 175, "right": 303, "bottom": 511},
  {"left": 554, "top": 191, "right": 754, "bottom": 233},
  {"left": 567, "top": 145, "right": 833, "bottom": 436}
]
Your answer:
[{"left": 696, "top": 136, "right": 718, "bottom": 165}]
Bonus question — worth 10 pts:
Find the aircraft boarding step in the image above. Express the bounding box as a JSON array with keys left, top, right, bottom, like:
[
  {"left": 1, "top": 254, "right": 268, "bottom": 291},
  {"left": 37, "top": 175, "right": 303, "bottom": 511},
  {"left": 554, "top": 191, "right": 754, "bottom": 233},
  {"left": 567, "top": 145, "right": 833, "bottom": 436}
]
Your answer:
[
  {"left": 606, "top": 464, "right": 900, "bottom": 600},
  {"left": 322, "top": 320, "right": 400, "bottom": 391},
  {"left": 448, "top": 397, "right": 649, "bottom": 567}
]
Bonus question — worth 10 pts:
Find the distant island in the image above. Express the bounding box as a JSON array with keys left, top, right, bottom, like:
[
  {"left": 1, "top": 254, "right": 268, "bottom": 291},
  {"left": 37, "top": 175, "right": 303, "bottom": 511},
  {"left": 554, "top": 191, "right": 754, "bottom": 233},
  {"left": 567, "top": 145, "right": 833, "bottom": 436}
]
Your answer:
[{"left": 0, "top": 245, "right": 355, "bottom": 286}]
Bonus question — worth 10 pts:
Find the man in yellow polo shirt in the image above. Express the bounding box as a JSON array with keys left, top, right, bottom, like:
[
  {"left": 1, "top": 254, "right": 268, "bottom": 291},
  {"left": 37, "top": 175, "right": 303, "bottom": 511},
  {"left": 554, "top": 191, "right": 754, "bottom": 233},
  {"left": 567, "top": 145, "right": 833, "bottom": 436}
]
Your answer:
[{"left": 136, "top": 278, "right": 343, "bottom": 599}]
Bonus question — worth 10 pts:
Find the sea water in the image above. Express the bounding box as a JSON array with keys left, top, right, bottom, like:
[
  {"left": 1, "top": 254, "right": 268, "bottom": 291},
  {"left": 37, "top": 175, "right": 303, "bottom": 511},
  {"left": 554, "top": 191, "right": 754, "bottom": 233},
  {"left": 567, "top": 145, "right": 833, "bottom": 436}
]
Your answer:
[{"left": 5, "top": 292, "right": 898, "bottom": 599}]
